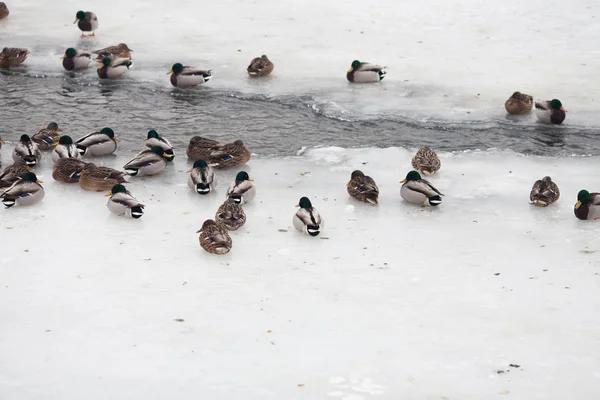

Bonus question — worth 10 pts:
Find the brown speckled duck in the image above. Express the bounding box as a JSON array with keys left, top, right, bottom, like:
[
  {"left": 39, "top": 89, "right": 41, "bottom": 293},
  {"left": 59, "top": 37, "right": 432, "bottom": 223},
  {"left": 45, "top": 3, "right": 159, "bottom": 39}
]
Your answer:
[
  {"left": 346, "top": 170, "right": 379, "bottom": 205},
  {"left": 530, "top": 176, "right": 560, "bottom": 207},
  {"left": 93, "top": 43, "right": 133, "bottom": 62},
  {"left": 78, "top": 163, "right": 127, "bottom": 192},
  {"left": 215, "top": 198, "right": 247, "bottom": 230},
  {"left": 32, "top": 122, "right": 63, "bottom": 150},
  {"left": 0, "top": 2, "right": 9, "bottom": 19},
  {"left": 411, "top": 146, "right": 441, "bottom": 176},
  {"left": 247, "top": 55, "right": 274, "bottom": 77},
  {"left": 504, "top": 91, "right": 533, "bottom": 114},
  {"left": 186, "top": 137, "right": 251, "bottom": 168},
  {"left": 52, "top": 158, "right": 89, "bottom": 183},
  {"left": 197, "top": 219, "right": 233, "bottom": 255},
  {"left": 0, "top": 47, "right": 29, "bottom": 68}
]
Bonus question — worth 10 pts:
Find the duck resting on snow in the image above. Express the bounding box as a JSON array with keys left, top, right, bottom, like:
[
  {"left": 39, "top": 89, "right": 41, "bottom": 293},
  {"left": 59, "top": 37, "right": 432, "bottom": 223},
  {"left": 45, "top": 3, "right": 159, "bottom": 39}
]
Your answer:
[
  {"left": 574, "top": 190, "right": 600, "bottom": 220},
  {"left": 400, "top": 170, "right": 444, "bottom": 207},
  {"left": 346, "top": 60, "right": 386, "bottom": 83},
  {"left": 168, "top": 63, "right": 212, "bottom": 88},
  {"left": 530, "top": 176, "right": 560, "bottom": 207},
  {"left": 293, "top": 196, "right": 324, "bottom": 237},
  {"left": 346, "top": 170, "right": 379, "bottom": 205},
  {"left": 197, "top": 219, "right": 233, "bottom": 255},
  {"left": 105, "top": 184, "right": 145, "bottom": 219},
  {"left": 411, "top": 146, "right": 441, "bottom": 176},
  {"left": 187, "top": 160, "right": 216, "bottom": 195},
  {"left": 226, "top": 171, "right": 256, "bottom": 205}
]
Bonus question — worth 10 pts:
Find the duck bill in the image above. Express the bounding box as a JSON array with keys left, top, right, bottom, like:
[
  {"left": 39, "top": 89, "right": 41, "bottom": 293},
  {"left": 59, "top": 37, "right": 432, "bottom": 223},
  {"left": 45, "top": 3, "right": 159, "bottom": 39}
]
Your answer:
[
  {"left": 73, "top": 18, "right": 79, "bottom": 24},
  {"left": 295, "top": 204, "right": 300, "bottom": 207},
  {"left": 113, "top": 137, "right": 120, "bottom": 141},
  {"left": 347, "top": 67, "right": 354, "bottom": 73},
  {"left": 575, "top": 201, "right": 582, "bottom": 209},
  {"left": 560, "top": 106, "right": 567, "bottom": 112},
  {"left": 104, "top": 191, "right": 113, "bottom": 197},
  {"left": 247, "top": 178, "right": 254, "bottom": 181},
  {"left": 37, "top": 179, "right": 44, "bottom": 183},
  {"left": 167, "top": 69, "right": 173, "bottom": 75},
  {"left": 61, "top": 55, "right": 67, "bottom": 59},
  {"left": 186, "top": 168, "right": 193, "bottom": 173},
  {"left": 400, "top": 179, "right": 407, "bottom": 183}
]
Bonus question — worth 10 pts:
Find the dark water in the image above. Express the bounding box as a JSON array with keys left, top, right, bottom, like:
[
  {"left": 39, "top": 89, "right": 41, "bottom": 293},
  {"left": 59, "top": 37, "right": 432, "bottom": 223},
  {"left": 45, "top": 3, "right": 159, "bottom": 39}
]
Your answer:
[{"left": 1, "top": 71, "right": 598, "bottom": 157}]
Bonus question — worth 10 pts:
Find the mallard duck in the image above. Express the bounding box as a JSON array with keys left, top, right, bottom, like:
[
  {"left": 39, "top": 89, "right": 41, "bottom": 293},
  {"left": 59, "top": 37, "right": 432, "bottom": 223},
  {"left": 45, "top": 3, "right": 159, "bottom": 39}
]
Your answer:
[
  {"left": 0, "top": 2, "right": 9, "bottom": 19},
  {"left": 52, "top": 158, "right": 89, "bottom": 183},
  {"left": 411, "top": 146, "right": 441, "bottom": 176},
  {"left": 74, "top": 10, "right": 98, "bottom": 37},
  {"left": 347, "top": 170, "right": 379, "bottom": 205},
  {"left": 0, "top": 172, "right": 44, "bottom": 208},
  {"left": 530, "top": 176, "right": 560, "bottom": 207},
  {"left": 105, "top": 184, "right": 144, "bottom": 218},
  {"left": 79, "top": 163, "right": 127, "bottom": 192},
  {"left": 32, "top": 122, "right": 62, "bottom": 151},
  {"left": 168, "top": 63, "right": 212, "bottom": 88},
  {"left": 346, "top": 60, "right": 386, "bottom": 83},
  {"left": 76, "top": 127, "right": 118, "bottom": 156},
  {"left": 144, "top": 130, "right": 174, "bottom": 160},
  {"left": 197, "top": 219, "right": 232, "bottom": 255},
  {"left": 293, "top": 197, "right": 324, "bottom": 237},
  {"left": 504, "top": 91, "right": 533, "bottom": 114},
  {"left": 52, "top": 135, "right": 81, "bottom": 163},
  {"left": 226, "top": 171, "right": 255, "bottom": 205},
  {"left": 12, "top": 134, "right": 41, "bottom": 167},
  {"left": 0, "top": 159, "right": 31, "bottom": 184},
  {"left": 187, "top": 159, "right": 216, "bottom": 195},
  {"left": 93, "top": 43, "right": 133, "bottom": 62},
  {"left": 400, "top": 170, "right": 444, "bottom": 206},
  {"left": 123, "top": 146, "right": 169, "bottom": 177},
  {"left": 0, "top": 47, "right": 29, "bottom": 69},
  {"left": 215, "top": 198, "right": 247, "bottom": 230},
  {"left": 186, "top": 136, "right": 221, "bottom": 160},
  {"left": 574, "top": 190, "right": 600, "bottom": 220},
  {"left": 535, "top": 99, "right": 566, "bottom": 124},
  {"left": 97, "top": 57, "right": 132, "bottom": 79},
  {"left": 186, "top": 137, "right": 251, "bottom": 168},
  {"left": 61, "top": 47, "right": 91, "bottom": 71},
  {"left": 247, "top": 55, "right": 274, "bottom": 77}
]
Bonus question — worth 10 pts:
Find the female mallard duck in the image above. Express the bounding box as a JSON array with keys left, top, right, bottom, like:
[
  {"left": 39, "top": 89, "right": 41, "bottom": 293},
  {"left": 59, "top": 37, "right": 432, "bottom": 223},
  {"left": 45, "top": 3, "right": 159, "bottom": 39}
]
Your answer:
[
  {"left": 247, "top": 55, "right": 274, "bottom": 77},
  {"left": 93, "top": 43, "right": 133, "bottom": 62},
  {"left": 168, "top": 63, "right": 212, "bottom": 88},
  {"left": 52, "top": 158, "right": 89, "bottom": 183},
  {"left": 187, "top": 159, "right": 216, "bottom": 195},
  {"left": 105, "top": 184, "right": 144, "bottom": 219},
  {"left": 197, "top": 219, "right": 232, "bottom": 255},
  {"left": 76, "top": 127, "right": 118, "bottom": 156},
  {"left": 12, "top": 134, "right": 41, "bottom": 167},
  {"left": 0, "top": 159, "right": 31, "bottom": 184},
  {"left": 530, "top": 176, "right": 560, "bottom": 207},
  {"left": 123, "top": 146, "right": 169, "bottom": 177},
  {"left": 97, "top": 57, "right": 132, "bottom": 79},
  {"left": 293, "top": 197, "right": 324, "bottom": 237},
  {"left": 61, "top": 47, "right": 91, "bottom": 71},
  {"left": 226, "top": 171, "right": 255, "bottom": 205},
  {"left": 346, "top": 60, "right": 386, "bottom": 83},
  {"left": 186, "top": 136, "right": 221, "bottom": 160},
  {"left": 0, "top": 172, "right": 44, "bottom": 208},
  {"left": 32, "top": 122, "right": 63, "bottom": 150},
  {"left": 505, "top": 91, "right": 533, "bottom": 114},
  {"left": 411, "top": 146, "right": 441, "bottom": 176},
  {"left": 574, "top": 190, "right": 600, "bottom": 220},
  {"left": 535, "top": 99, "right": 566, "bottom": 124},
  {"left": 74, "top": 10, "right": 98, "bottom": 37},
  {"left": 0, "top": 2, "right": 9, "bottom": 19},
  {"left": 144, "top": 130, "right": 174, "bottom": 160},
  {"left": 0, "top": 47, "right": 29, "bottom": 69},
  {"left": 215, "top": 198, "right": 247, "bottom": 230},
  {"left": 347, "top": 170, "right": 379, "bottom": 205},
  {"left": 79, "top": 163, "right": 127, "bottom": 192},
  {"left": 186, "top": 137, "right": 251, "bottom": 168},
  {"left": 52, "top": 135, "right": 81, "bottom": 163},
  {"left": 400, "top": 170, "right": 444, "bottom": 206}
]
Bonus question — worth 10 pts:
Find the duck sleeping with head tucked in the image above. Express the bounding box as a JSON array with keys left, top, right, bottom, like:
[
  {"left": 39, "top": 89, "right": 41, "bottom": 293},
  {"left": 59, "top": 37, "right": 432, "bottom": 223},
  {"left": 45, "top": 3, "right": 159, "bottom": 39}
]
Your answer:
[{"left": 198, "top": 219, "right": 233, "bottom": 255}]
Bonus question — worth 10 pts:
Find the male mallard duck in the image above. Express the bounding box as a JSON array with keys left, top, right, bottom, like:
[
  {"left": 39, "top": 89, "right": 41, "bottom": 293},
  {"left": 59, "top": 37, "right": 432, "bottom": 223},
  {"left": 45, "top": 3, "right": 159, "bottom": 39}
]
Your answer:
[
  {"left": 187, "top": 159, "right": 216, "bottom": 195},
  {"left": 293, "top": 197, "right": 324, "bottom": 237},
  {"left": 226, "top": 171, "right": 255, "bottom": 205},
  {"left": 215, "top": 198, "right": 247, "bottom": 230},
  {"left": 74, "top": 10, "right": 98, "bottom": 37},
  {"left": 346, "top": 60, "right": 386, "bottom": 83},
  {"left": 197, "top": 219, "right": 232, "bottom": 255},
  {"left": 0, "top": 2, "right": 9, "bottom": 19},
  {"left": 79, "top": 163, "right": 127, "bottom": 192},
  {"left": 347, "top": 170, "right": 379, "bottom": 205},
  {"left": 168, "top": 63, "right": 212, "bottom": 88},
  {"left": 32, "top": 122, "right": 62, "bottom": 150},
  {"left": 61, "top": 47, "right": 91, "bottom": 71},
  {"left": 76, "top": 127, "right": 118, "bottom": 156},
  {"left": 52, "top": 158, "right": 89, "bottom": 183},
  {"left": 0, "top": 159, "right": 31, "bottom": 184},
  {"left": 105, "top": 184, "right": 144, "bottom": 219},
  {"left": 186, "top": 137, "right": 251, "bottom": 168},
  {"left": 12, "top": 134, "right": 41, "bottom": 167},
  {"left": 93, "top": 43, "right": 133, "bottom": 62},
  {"left": 97, "top": 57, "right": 132, "bottom": 79},
  {"left": 52, "top": 135, "right": 81, "bottom": 163},
  {"left": 530, "top": 176, "right": 560, "bottom": 207},
  {"left": 123, "top": 146, "right": 169, "bottom": 177},
  {"left": 247, "top": 55, "right": 274, "bottom": 77},
  {"left": 144, "top": 130, "right": 174, "bottom": 160},
  {"left": 0, "top": 47, "right": 29, "bottom": 69},
  {"left": 411, "top": 146, "right": 441, "bottom": 176},
  {"left": 400, "top": 170, "right": 444, "bottom": 206},
  {"left": 504, "top": 91, "right": 533, "bottom": 114},
  {"left": 0, "top": 172, "right": 44, "bottom": 208},
  {"left": 535, "top": 99, "right": 566, "bottom": 124},
  {"left": 574, "top": 190, "right": 600, "bottom": 220}
]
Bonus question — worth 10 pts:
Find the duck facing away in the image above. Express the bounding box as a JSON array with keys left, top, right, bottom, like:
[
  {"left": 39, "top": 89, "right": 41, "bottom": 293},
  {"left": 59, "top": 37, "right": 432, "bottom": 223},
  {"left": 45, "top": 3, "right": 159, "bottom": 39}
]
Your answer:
[
  {"left": 574, "top": 190, "right": 600, "bottom": 220},
  {"left": 76, "top": 127, "right": 118, "bottom": 156},
  {"left": 168, "top": 63, "right": 212, "bottom": 88},
  {"left": 12, "top": 134, "right": 41, "bottom": 167},
  {"left": 0, "top": 2, "right": 9, "bottom": 19},
  {"left": 535, "top": 99, "right": 566, "bottom": 124},
  {"left": 144, "top": 130, "right": 174, "bottom": 160},
  {"left": 105, "top": 184, "right": 144, "bottom": 219},
  {"left": 505, "top": 91, "right": 533, "bottom": 115},
  {"left": 0, "top": 159, "right": 32, "bottom": 185},
  {"left": 226, "top": 171, "right": 256, "bottom": 205},
  {"left": 32, "top": 122, "right": 63, "bottom": 150},
  {"left": 97, "top": 57, "right": 132, "bottom": 79},
  {"left": 52, "top": 135, "right": 81, "bottom": 163},
  {"left": 530, "top": 176, "right": 560, "bottom": 207},
  {"left": 346, "top": 60, "right": 386, "bottom": 83},
  {"left": 411, "top": 146, "right": 441, "bottom": 176},
  {"left": 198, "top": 219, "right": 233, "bottom": 255},
  {"left": 347, "top": 170, "right": 379, "bottom": 205},
  {"left": 0, "top": 172, "right": 44, "bottom": 208},
  {"left": 93, "top": 43, "right": 133, "bottom": 62},
  {"left": 79, "top": 163, "right": 127, "bottom": 192},
  {"left": 62, "top": 48, "right": 91, "bottom": 71},
  {"left": 52, "top": 158, "right": 89, "bottom": 183},
  {"left": 74, "top": 10, "right": 98, "bottom": 37},
  {"left": 247, "top": 55, "right": 274, "bottom": 77},
  {"left": 187, "top": 160, "right": 216, "bottom": 195},
  {"left": 0, "top": 47, "right": 29, "bottom": 69},
  {"left": 215, "top": 198, "right": 247, "bottom": 231},
  {"left": 123, "top": 146, "right": 169, "bottom": 177},
  {"left": 293, "top": 197, "right": 324, "bottom": 237},
  {"left": 400, "top": 170, "right": 444, "bottom": 207}
]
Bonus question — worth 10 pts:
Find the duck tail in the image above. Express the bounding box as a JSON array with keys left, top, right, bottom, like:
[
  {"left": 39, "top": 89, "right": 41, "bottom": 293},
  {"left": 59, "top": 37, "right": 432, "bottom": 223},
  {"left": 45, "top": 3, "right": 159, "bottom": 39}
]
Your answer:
[{"left": 428, "top": 195, "right": 443, "bottom": 206}]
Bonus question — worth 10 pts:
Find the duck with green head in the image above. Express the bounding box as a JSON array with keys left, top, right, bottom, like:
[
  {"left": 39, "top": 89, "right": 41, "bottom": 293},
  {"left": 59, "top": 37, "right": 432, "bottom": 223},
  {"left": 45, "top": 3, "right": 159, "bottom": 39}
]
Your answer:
[
  {"left": 197, "top": 219, "right": 233, "bottom": 255},
  {"left": 123, "top": 146, "right": 170, "bottom": 177},
  {"left": 76, "top": 127, "right": 119, "bottom": 156},
  {"left": 226, "top": 171, "right": 255, "bottom": 205},
  {"left": 168, "top": 63, "right": 212, "bottom": 88},
  {"left": 574, "top": 190, "right": 600, "bottom": 220},
  {"left": 400, "top": 170, "right": 444, "bottom": 207},
  {"left": 187, "top": 160, "right": 216, "bottom": 195},
  {"left": 346, "top": 60, "right": 386, "bottom": 83},
  {"left": 61, "top": 47, "right": 91, "bottom": 71},
  {"left": 52, "top": 135, "right": 81, "bottom": 163},
  {"left": 144, "top": 130, "right": 174, "bottom": 160},
  {"left": 74, "top": 10, "right": 98, "bottom": 37},
  {"left": 535, "top": 98, "right": 566, "bottom": 124},
  {"left": 0, "top": 172, "right": 44, "bottom": 208},
  {"left": 293, "top": 196, "right": 324, "bottom": 237},
  {"left": 97, "top": 56, "right": 132, "bottom": 79},
  {"left": 105, "top": 184, "right": 145, "bottom": 219}
]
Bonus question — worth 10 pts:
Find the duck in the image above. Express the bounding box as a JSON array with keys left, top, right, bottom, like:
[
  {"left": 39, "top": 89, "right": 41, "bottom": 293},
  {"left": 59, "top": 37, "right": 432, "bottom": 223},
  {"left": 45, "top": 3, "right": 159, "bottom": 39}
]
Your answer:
[
  {"left": 168, "top": 63, "right": 212, "bottom": 88},
  {"left": 76, "top": 127, "right": 118, "bottom": 156},
  {"left": 187, "top": 159, "right": 216, "bottom": 195},
  {"left": 0, "top": 47, "right": 29, "bottom": 69},
  {"left": 97, "top": 57, "right": 132, "bottom": 79},
  {"left": 247, "top": 55, "right": 274, "bottom": 77},
  {"left": 105, "top": 184, "right": 144, "bottom": 219},
  {"left": 411, "top": 146, "right": 441, "bottom": 176},
  {"left": 197, "top": 219, "right": 233, "bottom": 255},
  {"left": 61, "top": 47, "right": 91, "bottom": 71},
  {"left": 74, "top": 10, "right": 98, "bottom": 37},
  {"left": 346, "top": 60, "right": 386, "bottom": 83},
  {"left": 32, "top": 122, "right": 63, "bottom": 150},
  {"left": 400, "top": 170, "right": 444, "bottom": 206},
  {"left": 226, "top": 171, "right": 256, "bottom": 205},
  {"left": 123, "top": 146, "right": 169, "bottom": 177},
  {"left": 0, "top": 159, "right": 32, "bottom": 185},
  {"left": 12, "top": 134, "right": 41, "bottom": 167},
  {"left": 0, "top": 2, "right": 9, "bottom": 19},
  {"left": 346, "top": 170, "right": 379, "bottom": 205},
  {"left": 93, "top": 43, "right": 133, "bottom": 62},
  {"left": 186, "top": 137, "right": 251, "bottom": 168},
  {"left": 215, "top": 198, "right": 247, "bottom": 230},
  {"left": 535, "top": 99, "right": 566, "bottom": 124},
  {"left": 293, "top": 197, "right": 324, "bottom": 237},
  {"left": 0, "top": 172, "right": 44, "bottom": 208},
  {"left": 52, "top": 135, "right": 81, "bottom": 163},
  {"left": 144, "top": 130, "right": 174, "bottom": 160},
  {"left": 574, "top": 190, "right": 600, "bottom": 220},
  {"left": 530, "top": 176, "right": 560, "bottom": 207},
  {"left": 52, "top": 158, "right": 89, "bottom": 183},
  {"left": 79, "top": 163, "right": 127, "bottom": 192},
  {"left": 504, "top": 91, "right": 533, "bottom": 114}
]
